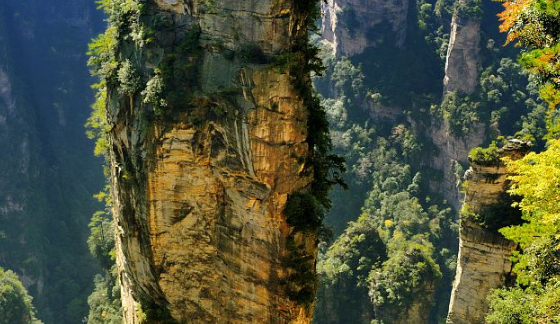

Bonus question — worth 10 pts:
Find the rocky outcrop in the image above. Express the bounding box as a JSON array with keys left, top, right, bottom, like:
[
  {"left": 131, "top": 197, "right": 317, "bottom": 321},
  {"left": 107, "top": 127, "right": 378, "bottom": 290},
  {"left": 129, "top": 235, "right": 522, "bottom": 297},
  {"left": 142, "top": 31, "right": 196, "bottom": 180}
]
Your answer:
[
  {"left": 446, "top": 140, "right": 531, "bottom": 324},
  {"left": 443, "top": 2, "right": 482, "bottom": 94},
  {"left": 321, "top": 0, "right": 409, "bottom": 57},
  {"left": 106, "top": 1, "right": 321, "bottom": 323}
]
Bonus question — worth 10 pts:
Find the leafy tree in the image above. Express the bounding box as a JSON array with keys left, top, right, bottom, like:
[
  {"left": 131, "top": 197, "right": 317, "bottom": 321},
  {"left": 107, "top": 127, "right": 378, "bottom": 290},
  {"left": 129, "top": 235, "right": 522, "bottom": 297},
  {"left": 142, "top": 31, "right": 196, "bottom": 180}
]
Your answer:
[
  {"left": 485, "top": 139, "right": 560, "bottom": 323},
  {"left": 0, "top": 268, "right": 43, "bottom": 324},
  {"left": 497, "top": 0, "right": 560, "bottom": 111}
]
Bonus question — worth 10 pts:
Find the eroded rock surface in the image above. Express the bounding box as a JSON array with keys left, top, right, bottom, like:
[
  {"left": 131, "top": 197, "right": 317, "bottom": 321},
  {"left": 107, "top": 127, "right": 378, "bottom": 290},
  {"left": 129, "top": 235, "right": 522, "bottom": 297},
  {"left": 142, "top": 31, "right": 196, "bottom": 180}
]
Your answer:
[
  {"left": 446, "top": 141, "right": 531, "bottom": 324},
  {"left": 107, "top": 1, "right": 319, "bottom": 323}
]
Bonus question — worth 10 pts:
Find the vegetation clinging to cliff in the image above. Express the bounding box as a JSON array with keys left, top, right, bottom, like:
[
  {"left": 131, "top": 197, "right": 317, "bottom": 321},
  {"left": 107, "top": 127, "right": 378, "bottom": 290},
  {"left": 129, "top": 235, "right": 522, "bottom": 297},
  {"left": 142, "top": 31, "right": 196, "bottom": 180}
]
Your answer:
[
  {"left": 282, "top": 0, "right": 348, "bottom": 308},
  {"left": 485, "top": 2, "right": 560, "bottom": 322},
  {"left": 487, "top": 140, "right": 560, "bottom": 323}
]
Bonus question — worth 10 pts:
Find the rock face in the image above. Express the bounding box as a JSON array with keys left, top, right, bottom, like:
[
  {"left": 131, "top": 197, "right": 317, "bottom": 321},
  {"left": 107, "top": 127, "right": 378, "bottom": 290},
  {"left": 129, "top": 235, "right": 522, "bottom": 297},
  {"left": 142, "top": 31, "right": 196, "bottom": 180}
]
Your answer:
[
  {"left": 432, "top": 1, "right": 484, "bottom": 210},
  {"left": 427, "top": 120, "right": 486, "bottom": 212},
  {"left": 106, "top": 1, "right": 320, "bottom": 323},
  {"left": 321, "top": 0, "right": 409, "bottom": 57},
  {"left": 446, "top": 141, "right": 530, "bottom": 324},
  {"left": 443, "top": 4, "right": 482, "bottom": 94}
]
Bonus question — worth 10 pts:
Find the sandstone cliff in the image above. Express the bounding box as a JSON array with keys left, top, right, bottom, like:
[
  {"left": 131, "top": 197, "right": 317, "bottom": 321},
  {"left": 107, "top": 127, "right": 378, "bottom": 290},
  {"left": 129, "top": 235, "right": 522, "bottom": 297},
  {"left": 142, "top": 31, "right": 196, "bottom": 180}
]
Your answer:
[
  {"left": 104, "top": 1, "right": 325, "bottom": 323},
  {"left": 443, "top": 1, "right": 482, "bottom": 94},
  {"left": 427, "top": 120, "right": 485, "bottom": 212},
  {"left": 446, "top": 140, "right": 530, "bottom": 324},
  {"left": 321, "top": 0, "right": 409, "bottom": 57},
  {"left": 432, "top": 0, "right": 484, "bottom": 211}
]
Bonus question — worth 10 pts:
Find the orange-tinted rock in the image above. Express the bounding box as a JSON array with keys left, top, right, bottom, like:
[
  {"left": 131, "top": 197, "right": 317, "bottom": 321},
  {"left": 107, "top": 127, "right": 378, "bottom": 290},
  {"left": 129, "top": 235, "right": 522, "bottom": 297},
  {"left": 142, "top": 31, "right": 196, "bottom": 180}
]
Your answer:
[{"left": 107, "top": 1, "right": 319, "bottom": 323}]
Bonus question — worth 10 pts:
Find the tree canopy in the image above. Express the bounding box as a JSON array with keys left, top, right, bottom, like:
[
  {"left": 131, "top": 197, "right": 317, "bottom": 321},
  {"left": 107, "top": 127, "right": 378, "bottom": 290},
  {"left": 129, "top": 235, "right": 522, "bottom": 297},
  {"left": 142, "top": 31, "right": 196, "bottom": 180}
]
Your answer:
[
  {"left": 0, "top": 268, "right": 43, "bottom": 324},
  {"left": 486, "top": 2, "right": 560, "bottom": 322}
]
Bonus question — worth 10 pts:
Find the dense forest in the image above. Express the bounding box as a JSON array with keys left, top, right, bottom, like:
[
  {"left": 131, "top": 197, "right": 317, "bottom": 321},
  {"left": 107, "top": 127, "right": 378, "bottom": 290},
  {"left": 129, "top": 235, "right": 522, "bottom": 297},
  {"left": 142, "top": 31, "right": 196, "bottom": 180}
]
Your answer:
[
  {"left": 314, "top": 0, "right": 551, "bottom": 323},
  {"left": 0, "top": 0, "right": 559, "bottom": 323}
]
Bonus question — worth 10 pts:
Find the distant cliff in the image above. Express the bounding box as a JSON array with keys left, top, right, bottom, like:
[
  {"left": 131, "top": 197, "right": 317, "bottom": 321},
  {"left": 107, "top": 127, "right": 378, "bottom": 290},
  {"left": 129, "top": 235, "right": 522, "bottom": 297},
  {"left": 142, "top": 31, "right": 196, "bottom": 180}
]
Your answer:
[
  {"left": 321, "top": 0, "right": 409, "bottom": 57},
  {"left": 0, "top": 1, "right": 104, "bottom": 323},
  {"left": 314, "top": 0, "right": 543, "bottom": 324},
  {"left": 96, "top": 0, "right": 333, "bottom": 323}
]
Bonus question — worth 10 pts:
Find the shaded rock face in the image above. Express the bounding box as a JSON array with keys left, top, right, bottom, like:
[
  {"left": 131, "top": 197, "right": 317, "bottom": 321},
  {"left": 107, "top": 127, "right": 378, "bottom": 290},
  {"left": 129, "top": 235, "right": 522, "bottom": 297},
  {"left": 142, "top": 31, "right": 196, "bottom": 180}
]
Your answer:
[
  {"left": 427, "top": 120, "right": 485, "bottom": 212},
  {"left": 107, "top": 1, "right": 318, "bottom": 323},
  {"left": 321, "top": 0, "right": 409, "bottom": 57},
  {"left": 432, "top": 4, "right": 484, "bottom": 210},
  {"left": 444, "top": 13, "right": 481, "bottom": 94},
  {"left": 446, "top": 141, "right": 530, "bottom": 324}
]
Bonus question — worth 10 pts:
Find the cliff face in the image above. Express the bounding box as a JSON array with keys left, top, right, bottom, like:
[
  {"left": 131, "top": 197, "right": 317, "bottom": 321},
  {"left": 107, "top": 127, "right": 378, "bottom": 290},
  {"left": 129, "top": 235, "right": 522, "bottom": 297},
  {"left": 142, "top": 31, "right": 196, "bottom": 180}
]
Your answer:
[
  {"left": 434, "top": 1, "right": 484, "bottom": 210},
  {"left": 427, "top": 120, "right": 485, "bottom": 211},
  {"left": 106, "top": 1, "right": 319, "bottom": 323},
  {"left": 443, "top": 11, "right": 482, "bottom": 94},
  {"left": 321, "top": 0, "right": 409, "bottom": 57},
  {"left": 446, "top": 141, "right": 530, "bottom": 324}
]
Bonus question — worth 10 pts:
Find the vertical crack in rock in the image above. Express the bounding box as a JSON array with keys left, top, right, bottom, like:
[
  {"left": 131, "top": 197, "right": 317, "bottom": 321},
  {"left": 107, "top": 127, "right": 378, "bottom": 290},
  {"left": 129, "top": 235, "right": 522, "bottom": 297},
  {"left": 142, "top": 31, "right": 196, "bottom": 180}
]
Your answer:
[{"left": 104, "top": 1, "right": 321, "bottom": 323}]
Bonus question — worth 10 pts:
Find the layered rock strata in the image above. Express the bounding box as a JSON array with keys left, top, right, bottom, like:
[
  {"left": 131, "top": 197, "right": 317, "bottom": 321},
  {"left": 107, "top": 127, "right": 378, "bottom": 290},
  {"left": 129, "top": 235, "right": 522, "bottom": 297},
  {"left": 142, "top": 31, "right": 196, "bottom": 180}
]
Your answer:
[
  {"left": 105, "top": 1, "right": 320, "bottom": 323},
  {"left": 446, "top": 140, "right": 530, "bottom": 324}
]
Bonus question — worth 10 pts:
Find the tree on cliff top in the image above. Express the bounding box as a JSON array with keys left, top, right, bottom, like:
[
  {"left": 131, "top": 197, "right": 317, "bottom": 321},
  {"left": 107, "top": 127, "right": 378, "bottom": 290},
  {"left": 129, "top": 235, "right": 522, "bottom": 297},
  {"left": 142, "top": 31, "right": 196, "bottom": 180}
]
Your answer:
[{"left": 0, "top": 267, "right": 43, "bottom": 324}]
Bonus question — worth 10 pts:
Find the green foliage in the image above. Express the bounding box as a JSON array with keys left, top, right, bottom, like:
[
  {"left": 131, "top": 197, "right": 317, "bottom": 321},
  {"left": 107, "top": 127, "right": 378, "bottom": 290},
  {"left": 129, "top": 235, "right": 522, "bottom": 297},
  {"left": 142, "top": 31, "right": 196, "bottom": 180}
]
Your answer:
[
  {"left": 281, "top": 0, "right": 347, "bottom": 308},
  {"left": 237, "top": 43, "right": 270, "bottom": 64},
  {"left": 86, "top": 272, "right": 121, "bottom": 324},
  {"left": 319, "top": 218, "right": 387, "bottom": 286},
  {"left": 369, "top": 243, "right": 442, "bottom": 318},
  {"left": 502, "top": 140, "right": 560, "bottom": 285},
  {"left": 440, "top": 91, "right": 480, "bottom": 136},
  {"left": 0, "top": 268, "right": 43, "bottom": 324},
  {"left": 486, "top": 139, "right": 560, "bottom": 323},
  {"left": 487, "top": 285, "right": 560, "bottom": 324},
  {"left": 417, "top": 0, "right": 452, "bottom": 60},
  {"left": 313, "top": 25, "right": 460, "bottom": 322},
  {"left": 486, "top": 287, "right": 537, "bottom": 324},
  {"left": 316, "top": 124, "right": 456, "bottom": 323},
  {"left": 87, "top": 27, "right": 118, "bottom": 82},
  {"left": 498, "top": 0, "right": 560, "bottom": 111},
  {"left": 454, "top": 0, "right": 483, "bottom": 19},
  {"left": 117, "top": 60, "right": 142, "bottom": 95},
  {"left": 484, "top": 1, "right": 560, "bottom": 316},
  {"left": 434, "top": 53, "right": 548, "bottom": 139},
  {"left": 285, "top": 193, "right": 325, "bottom": 230},
  {"left": 468, "top": 141, "right": 500, "bottom": 165},
  {"left": 283, "top": 0, "right": 346, "bottom": 212},
  {"left": 88, "top": 185, "right": 116, "bottom": 269},
  {"left": 141, "top": 72, "right": 167, "bottom": 114},
  {"left": 85, "top": 85, "right": 111, "bottom": 157}
]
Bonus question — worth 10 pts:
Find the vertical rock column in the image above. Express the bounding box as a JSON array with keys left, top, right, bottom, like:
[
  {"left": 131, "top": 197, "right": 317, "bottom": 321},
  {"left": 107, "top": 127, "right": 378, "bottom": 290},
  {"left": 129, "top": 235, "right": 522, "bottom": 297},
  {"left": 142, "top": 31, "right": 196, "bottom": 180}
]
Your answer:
[
  {"left": 105, "top": 1, "right": 320, "bottom": 323},
  {"left": 446, "top": 140, "right": 530, "bottom": 324},
  {"left": 443, "top": 0, "right": 482, "bottom": 94},
  {"left": 430, "top": 0, "right": 484, "bottom": 210}
]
